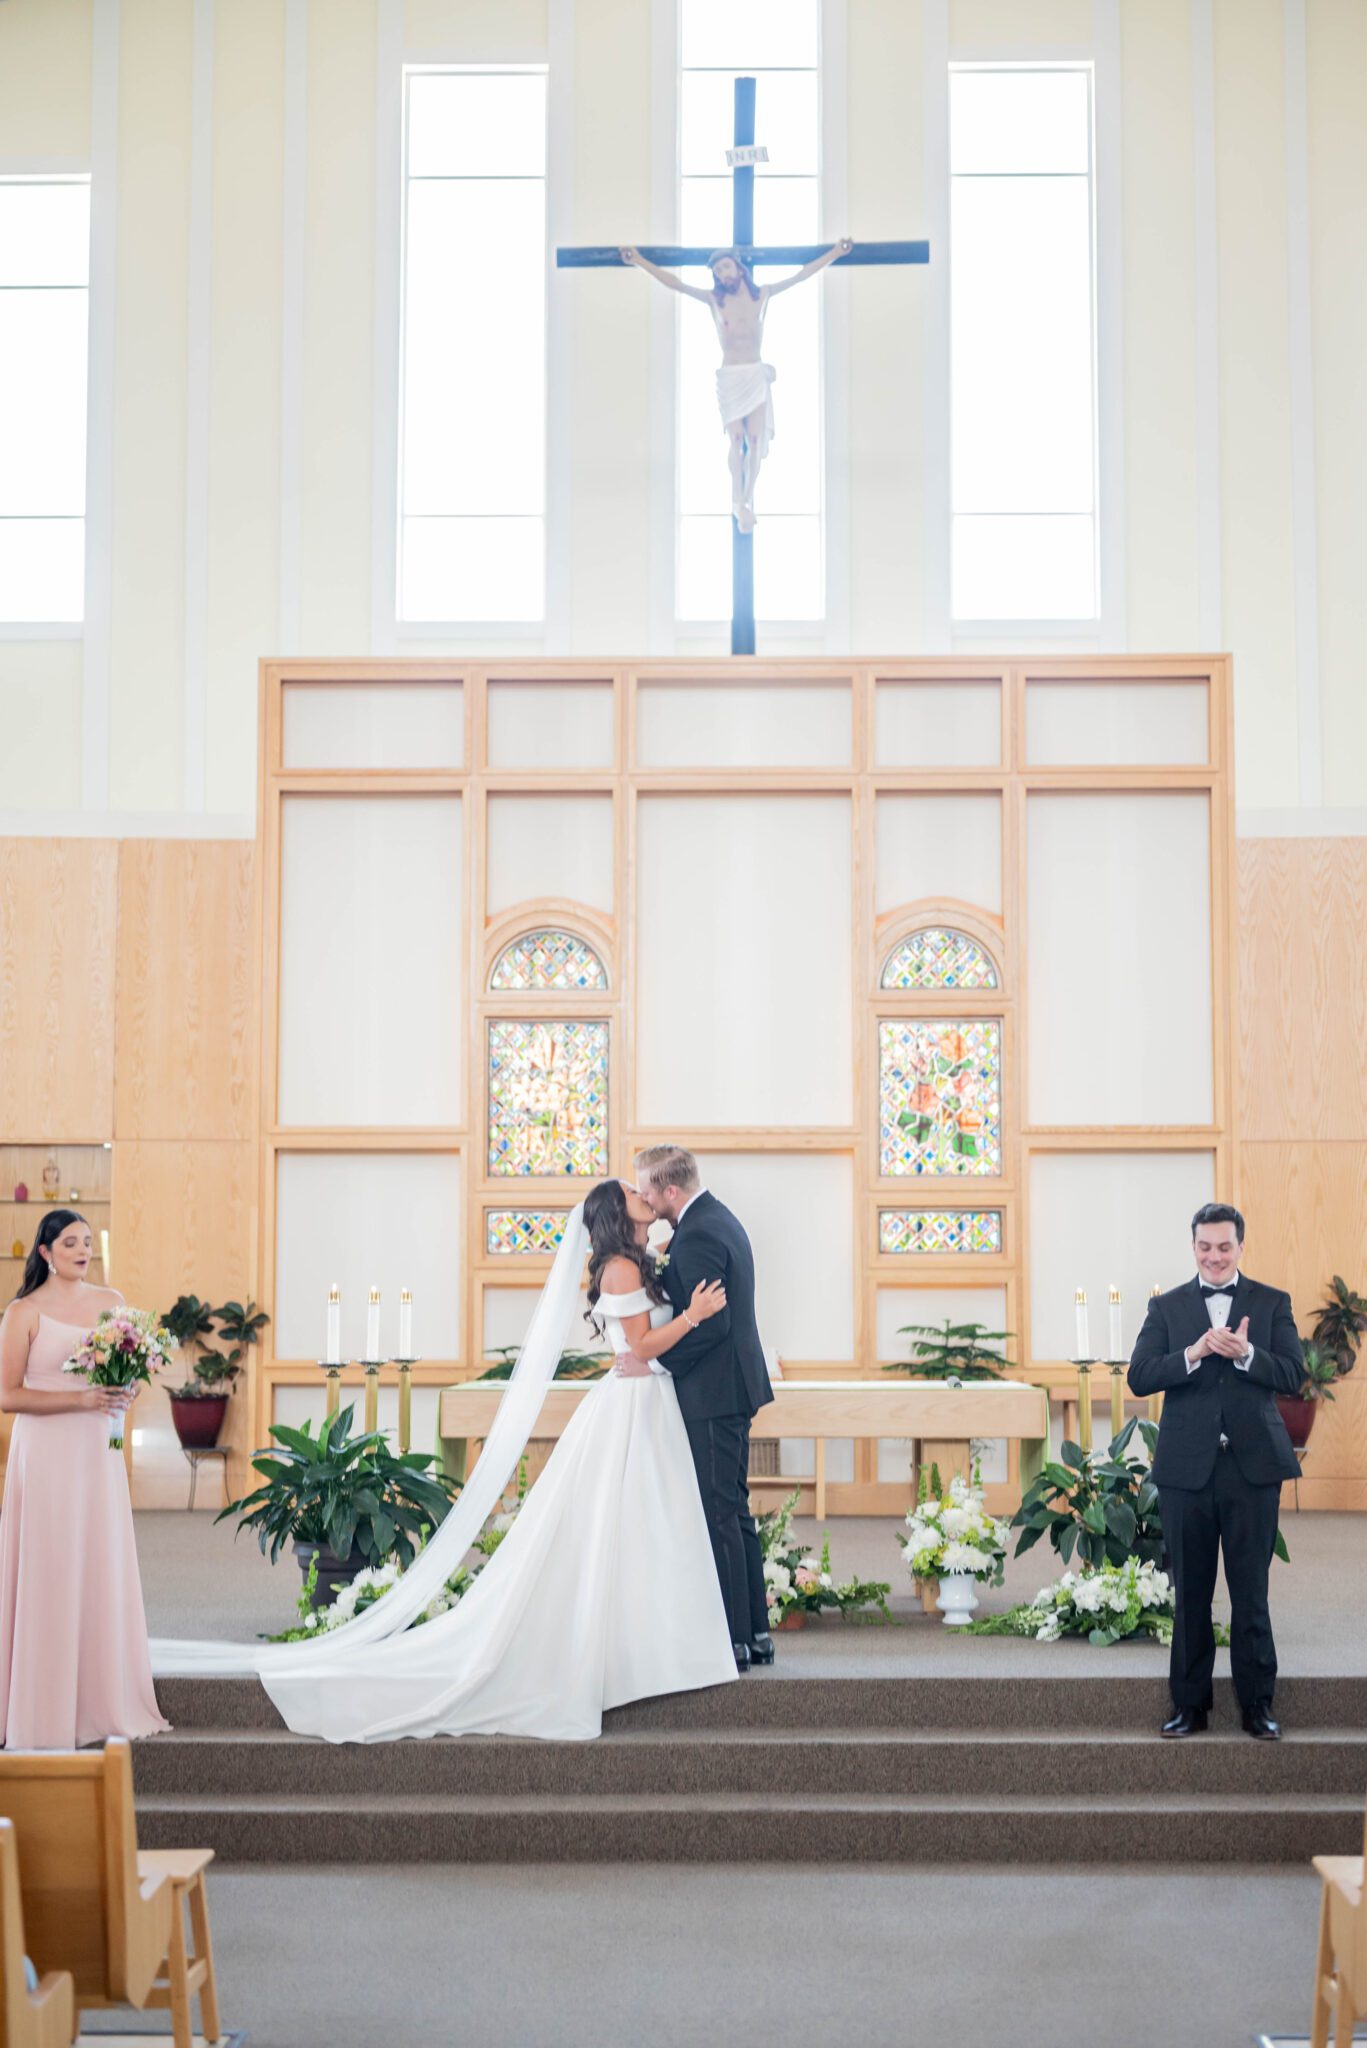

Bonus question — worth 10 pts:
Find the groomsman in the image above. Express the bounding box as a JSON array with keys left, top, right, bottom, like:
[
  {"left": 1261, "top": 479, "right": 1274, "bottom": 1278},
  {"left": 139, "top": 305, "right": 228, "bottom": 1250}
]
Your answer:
[{"left": 1128, "top": 1203, "right": 1304, "bottom": 1741}]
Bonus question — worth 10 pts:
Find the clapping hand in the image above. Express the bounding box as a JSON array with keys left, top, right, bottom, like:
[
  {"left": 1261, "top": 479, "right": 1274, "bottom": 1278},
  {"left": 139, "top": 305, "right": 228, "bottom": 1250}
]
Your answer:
[{"left": 1206, "top": 1316, "right": 1253, "bottom": 1360}]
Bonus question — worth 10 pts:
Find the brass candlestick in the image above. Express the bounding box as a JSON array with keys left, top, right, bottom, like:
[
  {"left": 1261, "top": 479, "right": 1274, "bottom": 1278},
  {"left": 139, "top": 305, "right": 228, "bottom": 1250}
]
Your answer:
[
  {"left": 1072, "top": 1360, "right": 1095, "bottom": 1454},
  {"left": 1108, "top": 1362, "right": 1126, "bottom": 1443},
  {"left": 317, "top": 1361, "right": 343, "bottom": 1419},
  {"left": 362, "top": 1359, "right": 384, "bottom": 1436},
  {"left": 393, "top": 1358, "right": 419, "bottom": 1454}
]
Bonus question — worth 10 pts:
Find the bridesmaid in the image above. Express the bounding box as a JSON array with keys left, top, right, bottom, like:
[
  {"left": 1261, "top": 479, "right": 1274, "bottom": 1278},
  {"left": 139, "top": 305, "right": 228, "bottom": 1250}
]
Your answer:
[{"left": 0, "top": 1210, "right": 169, "bottom": 1748}]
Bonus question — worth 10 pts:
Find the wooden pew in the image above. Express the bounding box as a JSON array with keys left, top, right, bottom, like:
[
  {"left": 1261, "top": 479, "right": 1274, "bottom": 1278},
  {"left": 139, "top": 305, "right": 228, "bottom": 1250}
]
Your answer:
[
  {"left": 0, "top": 1819, "right": 73, "bottom": 2048},
  {"left": 1311, "top": 1793, "right": 1367, "bottom": 2048},
  {"left": 0, "top": 1740, "right": 223, "bottom": 2048}
]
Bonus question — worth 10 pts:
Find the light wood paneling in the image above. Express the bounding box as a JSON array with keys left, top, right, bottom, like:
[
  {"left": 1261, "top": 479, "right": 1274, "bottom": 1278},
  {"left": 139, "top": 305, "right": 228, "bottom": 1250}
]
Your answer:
[
  {"left": 115, "top": 841, "right": 255, "bottom": 1141},
  {"left": 1240, "top": 1137, "right": 1367, "bottom": 1513},
  {"left": 1239, "top": 1141, "right": 1367, "bottom": 1318},
  {"left": 0, "top": 841, "right": 118, "bottom": 1141},
  {"left": 1237, "top": 838, "right": 1367, "bottom": 1141},
  {"left": 112, "top": 1140, "right": 256, "bottom": 1506}
]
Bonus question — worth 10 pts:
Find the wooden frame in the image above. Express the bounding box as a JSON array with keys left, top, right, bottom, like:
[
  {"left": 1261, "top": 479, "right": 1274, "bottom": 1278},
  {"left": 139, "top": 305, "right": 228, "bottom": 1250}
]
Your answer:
[{"left": 248, "top": 657, "right": 1237, "bottom": 1510}]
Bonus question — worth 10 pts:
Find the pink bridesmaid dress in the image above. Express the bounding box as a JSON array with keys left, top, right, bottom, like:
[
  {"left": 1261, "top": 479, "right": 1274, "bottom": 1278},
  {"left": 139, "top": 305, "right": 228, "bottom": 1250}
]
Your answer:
[{"left": 0, "top": 1313, "right": 169, "bottom": 1749}]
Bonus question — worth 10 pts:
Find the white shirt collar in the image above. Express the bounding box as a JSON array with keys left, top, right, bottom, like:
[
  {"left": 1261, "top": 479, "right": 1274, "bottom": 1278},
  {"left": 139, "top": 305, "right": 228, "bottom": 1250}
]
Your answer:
[
  {"left": 676, "top": 1186, "right": 709, "bottom": 1225},
  {"left": 1197, "top": 1270, "right": 1242, "bottom": 1288}
]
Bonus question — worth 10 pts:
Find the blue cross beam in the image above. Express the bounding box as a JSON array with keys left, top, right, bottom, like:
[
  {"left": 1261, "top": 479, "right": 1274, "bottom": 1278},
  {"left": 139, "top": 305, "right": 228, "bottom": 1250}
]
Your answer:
[{"left": 556, "top": 76, "right": 928, "bottom": 654}]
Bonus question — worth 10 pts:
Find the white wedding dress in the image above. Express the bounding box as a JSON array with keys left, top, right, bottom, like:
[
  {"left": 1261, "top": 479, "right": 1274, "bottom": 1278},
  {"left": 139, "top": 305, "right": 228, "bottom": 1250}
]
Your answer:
[
  {"left": 249, "top": 1290, "right": 737, "bottom": 1743},
  {"left": 152, "top": 1208, "right": 737, "bottom": 1740}
]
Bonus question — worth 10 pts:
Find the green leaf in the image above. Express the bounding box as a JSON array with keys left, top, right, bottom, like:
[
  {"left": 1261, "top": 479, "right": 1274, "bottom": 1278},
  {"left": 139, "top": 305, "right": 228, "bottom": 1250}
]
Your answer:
[
  {"left": 1273, "top": 1526, "right": 1290, "bottom": 1564},
  {"left": 1060, "top": 1440, "right": 1084, "bottom": 1469}
]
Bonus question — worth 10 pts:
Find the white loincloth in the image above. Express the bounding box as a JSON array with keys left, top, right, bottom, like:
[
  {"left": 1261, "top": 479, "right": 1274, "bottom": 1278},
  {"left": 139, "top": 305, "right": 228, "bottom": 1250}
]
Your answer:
[{"left": 716, "top": 360, "right": 776, "bottom": 455}]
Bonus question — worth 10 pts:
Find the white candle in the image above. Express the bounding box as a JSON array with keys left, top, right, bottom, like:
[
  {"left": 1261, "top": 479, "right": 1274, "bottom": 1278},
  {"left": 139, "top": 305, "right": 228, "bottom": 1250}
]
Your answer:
[
  {"left": 1109, "top": 1286, "right": 1124, "bottom": 1362},
  {"left": 326, "top": 1284, "right": 341, "bottom": 1366},
  {"left": 366, "top": 1286, "right": 381, "bottom": 1363},
  {"left": 1074, "top": 1288, "right": 1090, "bottom": 1360},
  {"left": 399, "top": 1288, "right": 413, "bottom": 1359}
]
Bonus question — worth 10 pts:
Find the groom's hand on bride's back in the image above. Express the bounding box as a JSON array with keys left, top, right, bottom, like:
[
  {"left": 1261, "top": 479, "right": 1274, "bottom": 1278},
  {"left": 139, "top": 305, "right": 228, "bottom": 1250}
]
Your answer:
[{"left": 690, "top": 1279, "right": 727, "bottom": 1322}]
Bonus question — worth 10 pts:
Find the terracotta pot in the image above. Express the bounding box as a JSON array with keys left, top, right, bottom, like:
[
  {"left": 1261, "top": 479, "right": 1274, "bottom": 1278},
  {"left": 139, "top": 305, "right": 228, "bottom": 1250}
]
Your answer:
[
  {"left": 1275, "top": 1394, "right": 1317, "bottom": 1450},
  {"left": 774, "top": 1608, "right": 808, "bottom": 1632},
  {"left": 293, "top": 1541, "right": 371, "bottom": 1606},
  {"left": 169, "top": 1394, "right": 229, "bottom": 1449}
]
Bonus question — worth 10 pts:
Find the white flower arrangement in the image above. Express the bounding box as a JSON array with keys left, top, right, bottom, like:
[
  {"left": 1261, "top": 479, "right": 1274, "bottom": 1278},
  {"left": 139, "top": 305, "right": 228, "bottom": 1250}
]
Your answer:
[
  {"left": 898, "top": 1471, "right": 1010, "bottom": 1587},
  {"left": 1024, "top": 1556, "right": 1176, "bottom": 1646}
]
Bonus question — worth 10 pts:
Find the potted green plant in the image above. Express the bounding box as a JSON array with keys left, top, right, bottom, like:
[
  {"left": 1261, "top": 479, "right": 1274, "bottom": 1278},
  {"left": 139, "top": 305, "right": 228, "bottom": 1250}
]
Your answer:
[
  {"left": 162, "top": 1294, "right": 269, "bottom": 1450},
  {"left": 1274, "top": 1339, "right": 1341, "bottom": 1450},
  {"left": 1310, "top": 1275, "right": 1366, "bottom": 1376},
  {"left": 220, "top": 1404, "right": 461, "bottom": 1603},
  {"left": 883, "top": 1318, "right": 1008, "bottom": 1383}
]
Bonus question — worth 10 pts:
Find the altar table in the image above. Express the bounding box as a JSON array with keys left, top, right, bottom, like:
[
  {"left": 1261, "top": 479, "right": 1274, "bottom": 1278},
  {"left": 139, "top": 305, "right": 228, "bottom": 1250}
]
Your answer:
[{"left": 438, "top": 1378, "right": 1052, "bottom": 1519}]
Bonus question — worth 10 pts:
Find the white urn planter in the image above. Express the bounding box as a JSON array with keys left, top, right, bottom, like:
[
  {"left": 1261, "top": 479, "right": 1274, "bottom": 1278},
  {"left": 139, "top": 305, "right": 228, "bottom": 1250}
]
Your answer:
[{"left": 935, "top": 1573, "right": 981, "bottom": 1626}]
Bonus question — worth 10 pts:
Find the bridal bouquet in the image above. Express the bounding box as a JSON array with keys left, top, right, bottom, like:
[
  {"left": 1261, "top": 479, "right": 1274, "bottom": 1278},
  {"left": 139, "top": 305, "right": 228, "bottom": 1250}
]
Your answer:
[
  {"left": 62, "top": 1307, "right": 178, "bottom": 1449},
  {"left": 898, "top": 1469, "right": 1010, "bottom": 1586},
  {"left": 968, "top": 1556, "right": 1199, "bottom": 1648}
]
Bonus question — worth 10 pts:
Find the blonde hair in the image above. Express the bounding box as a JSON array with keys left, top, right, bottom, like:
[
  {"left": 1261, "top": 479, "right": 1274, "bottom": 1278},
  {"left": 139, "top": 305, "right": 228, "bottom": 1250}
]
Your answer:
[{"left": 635, "top": 1144, "right": 701, "bottom": 1197}]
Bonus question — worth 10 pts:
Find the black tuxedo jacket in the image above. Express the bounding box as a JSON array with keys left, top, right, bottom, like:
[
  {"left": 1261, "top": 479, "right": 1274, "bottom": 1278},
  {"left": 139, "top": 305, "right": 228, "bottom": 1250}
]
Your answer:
[
  {"left": 659, "top": 1192, "right": 774, "bottom": 1424},
  {"left": 1127, "top": 1274, "right": 1304, "bottom": 1489}
]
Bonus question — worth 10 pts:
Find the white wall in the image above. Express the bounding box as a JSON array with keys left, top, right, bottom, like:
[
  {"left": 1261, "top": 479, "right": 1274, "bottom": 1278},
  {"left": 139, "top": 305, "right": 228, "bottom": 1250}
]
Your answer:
[{"left": 1, "top": 0, "right": 1363, "bottom": 829}]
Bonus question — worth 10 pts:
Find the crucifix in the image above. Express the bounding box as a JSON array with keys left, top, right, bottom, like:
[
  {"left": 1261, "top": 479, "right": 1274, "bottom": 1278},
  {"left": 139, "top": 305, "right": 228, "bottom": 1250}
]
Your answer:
[{"left": 557, "top": 75, "right": 928, "bottom": 654}]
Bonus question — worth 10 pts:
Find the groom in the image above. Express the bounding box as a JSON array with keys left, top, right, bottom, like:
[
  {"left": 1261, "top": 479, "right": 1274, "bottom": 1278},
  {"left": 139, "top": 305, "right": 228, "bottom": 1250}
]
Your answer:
[{"left": 631, "top": 1145, "right": 774, "bottom": 1672}]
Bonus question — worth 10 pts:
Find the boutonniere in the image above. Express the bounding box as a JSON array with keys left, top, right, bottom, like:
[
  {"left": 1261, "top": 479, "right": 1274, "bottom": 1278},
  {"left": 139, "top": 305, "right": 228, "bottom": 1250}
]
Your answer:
[{"left": 653, "top": 1251, "right": 671, "bottom": 1276}]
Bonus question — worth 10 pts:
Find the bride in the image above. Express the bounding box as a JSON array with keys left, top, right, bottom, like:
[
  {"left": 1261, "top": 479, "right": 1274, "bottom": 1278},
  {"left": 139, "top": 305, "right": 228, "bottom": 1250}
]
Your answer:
[{"left": 153, "top": 1181, "right": 739, "bottom": 1742}]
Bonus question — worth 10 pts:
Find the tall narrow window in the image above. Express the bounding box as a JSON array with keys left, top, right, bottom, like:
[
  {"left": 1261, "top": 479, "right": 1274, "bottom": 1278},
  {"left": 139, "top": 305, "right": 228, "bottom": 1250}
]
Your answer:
[
  {"left": 399, "top": 68, "right": 546, "bottom": 624},
  {"left": 677, "top": 0, "right": 823, "bottom": 624},
  {"left": 949, "top": 65, "right": 1098, "bottom": 622},
  {"left": 0, "top": 177, "right": 90, "bottom": 624}
]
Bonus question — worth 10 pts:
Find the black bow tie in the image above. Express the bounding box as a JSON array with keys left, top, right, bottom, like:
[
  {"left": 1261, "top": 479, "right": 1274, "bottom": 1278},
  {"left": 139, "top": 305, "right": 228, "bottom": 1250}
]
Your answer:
[{"left": 1200, "top": 1283, "right": 1235, "bottom": 1297}]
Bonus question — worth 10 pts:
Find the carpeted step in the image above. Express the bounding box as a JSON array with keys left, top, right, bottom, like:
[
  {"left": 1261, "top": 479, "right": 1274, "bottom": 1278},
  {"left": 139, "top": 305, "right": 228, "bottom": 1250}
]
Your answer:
[
  {"left": 131, "top": 1724, "right": 1367, "bottom": 1801},
  {"left": 133, "top": 1787, "right": 1367, "bottom": 1865},
  {"left": 153, "top": 1670, "right": 1367, "bottom": 1735}
]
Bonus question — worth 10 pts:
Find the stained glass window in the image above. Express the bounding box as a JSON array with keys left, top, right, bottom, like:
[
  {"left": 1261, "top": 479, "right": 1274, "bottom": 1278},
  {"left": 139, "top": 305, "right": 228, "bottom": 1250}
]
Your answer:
[
  {"left": 881, "top": 928, "right": 999, "bottom": 991},
  {"left": 486, "top": 1209, "right": 571, "bottom": 1256},
  {"left": 488, "top": 1020, "right": 609, "bottom": 1177},
  {"left": 879, "top": 1019, "right": 1002, "bottom": 1177},
  {"left": 490, "top": 929, "right": 608, "bottom": 992},
  {"left": 880, "top": 1209, "right": 1004, "bottom": 1255}
]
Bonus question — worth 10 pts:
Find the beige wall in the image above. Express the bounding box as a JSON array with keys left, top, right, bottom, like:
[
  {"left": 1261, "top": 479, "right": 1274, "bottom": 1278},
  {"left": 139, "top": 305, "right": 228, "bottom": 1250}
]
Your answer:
[
  {"left": 4, "top": 824, "right": 1366, "bottom": 1507},
  {"left": 0, "top": 0, "right": 1363, "bottom": 825},
  {"left": 1237, "top": 837, "right": 1367, "bottom": 1510},
  {"left": 0, "top": 837, "right": 258, "bottom": 1506}
]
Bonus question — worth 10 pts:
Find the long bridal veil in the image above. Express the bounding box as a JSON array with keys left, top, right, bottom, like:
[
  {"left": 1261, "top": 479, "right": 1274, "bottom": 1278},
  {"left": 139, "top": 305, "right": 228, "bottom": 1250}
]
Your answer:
[{"left": 150, "top": 1204, "right": 591, "bottom": 1676}]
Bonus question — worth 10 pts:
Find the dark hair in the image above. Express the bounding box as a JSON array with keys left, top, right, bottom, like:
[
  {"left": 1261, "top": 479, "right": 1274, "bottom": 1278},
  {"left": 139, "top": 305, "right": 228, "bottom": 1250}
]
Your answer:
[
  {"left": 1191, "top": 1202, "right": 1244, "bottom": 1244},
  {"left": 584, "top": 1181, "right": 664, "bottom": 1337},
  {"left": 16, "top": 1208, "right": 91, "bottom": 1300},
  {"left": 708, "top": 248, "right": 760, "bottom": 300}
]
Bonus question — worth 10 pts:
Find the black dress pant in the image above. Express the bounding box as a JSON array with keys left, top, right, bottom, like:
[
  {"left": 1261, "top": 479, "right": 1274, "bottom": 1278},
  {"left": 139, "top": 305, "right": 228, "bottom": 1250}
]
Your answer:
[
  {"left": 1161, "top": 1447, "right": 1281, "bottom": 1711},
  {"left": 683, "top": 1412, "right": 768, "bottom": 1646}
]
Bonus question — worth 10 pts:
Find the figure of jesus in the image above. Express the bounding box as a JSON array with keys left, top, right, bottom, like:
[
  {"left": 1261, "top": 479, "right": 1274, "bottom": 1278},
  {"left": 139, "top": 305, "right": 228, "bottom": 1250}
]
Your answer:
[{"left": 620, "top": 239, "right": 852, "bottom": 533}]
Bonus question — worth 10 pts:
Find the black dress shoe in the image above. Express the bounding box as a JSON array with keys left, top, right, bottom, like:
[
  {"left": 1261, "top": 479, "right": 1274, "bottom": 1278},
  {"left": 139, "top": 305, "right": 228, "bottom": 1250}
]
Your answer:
[
  {"left": 1242, "top": 1705, "right": 1281, "bottom": 1741},
  {"left": 733, "top": 1643, "right": 752, "bottom": 1673},
  {"left": 1160, "top": 1706, "right": 1209, "bottom": 1738},
  {"left": 749, "top": 1634, "right": 776, "bottom": 1666}
]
